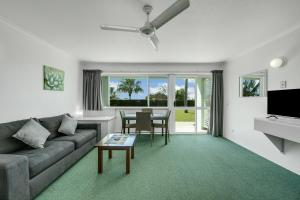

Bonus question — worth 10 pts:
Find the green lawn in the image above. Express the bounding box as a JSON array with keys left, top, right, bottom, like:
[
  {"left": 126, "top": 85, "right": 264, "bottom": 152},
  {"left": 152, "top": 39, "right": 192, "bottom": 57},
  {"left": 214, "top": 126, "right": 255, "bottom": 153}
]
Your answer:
[{"left": 175, "top": 110, "right": 195, "bottom": 122}]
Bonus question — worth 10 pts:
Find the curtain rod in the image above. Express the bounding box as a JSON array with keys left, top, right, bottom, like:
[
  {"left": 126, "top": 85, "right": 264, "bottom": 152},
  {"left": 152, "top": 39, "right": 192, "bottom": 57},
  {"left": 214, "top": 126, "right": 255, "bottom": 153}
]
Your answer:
[{"left": 101, "top": 71, "right": 212, "bottom": 76}]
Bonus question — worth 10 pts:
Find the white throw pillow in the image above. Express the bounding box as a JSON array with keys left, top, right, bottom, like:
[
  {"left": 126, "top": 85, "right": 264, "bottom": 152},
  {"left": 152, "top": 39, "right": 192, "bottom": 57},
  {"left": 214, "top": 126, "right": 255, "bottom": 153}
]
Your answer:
[
  {"left": 58, "top": 115, "right": 77, "bottom": 135},
  {"left": 13, "top": 119, "right": 51, "bottom": 148}
]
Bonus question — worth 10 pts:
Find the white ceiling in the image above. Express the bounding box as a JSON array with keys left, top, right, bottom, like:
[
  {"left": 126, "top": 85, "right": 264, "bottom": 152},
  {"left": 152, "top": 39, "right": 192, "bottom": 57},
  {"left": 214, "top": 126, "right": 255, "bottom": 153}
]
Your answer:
[{"left": 0, "top": 0, "right": 300, "bottom": 63}]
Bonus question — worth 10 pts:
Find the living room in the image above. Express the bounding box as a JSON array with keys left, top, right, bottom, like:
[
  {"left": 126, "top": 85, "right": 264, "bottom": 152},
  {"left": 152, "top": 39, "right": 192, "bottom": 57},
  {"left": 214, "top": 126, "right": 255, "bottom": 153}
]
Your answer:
[{"left": 0, "top": 1, "right": 300, "bottom": 200}]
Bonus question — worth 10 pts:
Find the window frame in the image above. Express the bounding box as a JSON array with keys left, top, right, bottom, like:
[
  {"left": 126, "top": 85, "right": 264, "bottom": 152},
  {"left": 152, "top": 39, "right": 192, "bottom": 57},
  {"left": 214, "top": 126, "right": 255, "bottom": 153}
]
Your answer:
[
  {"left": 104, "top": 74, "right": 169, "bottom": 108},
  {"left": 148, "top": 76, "right": 169, "bottom": 107}
]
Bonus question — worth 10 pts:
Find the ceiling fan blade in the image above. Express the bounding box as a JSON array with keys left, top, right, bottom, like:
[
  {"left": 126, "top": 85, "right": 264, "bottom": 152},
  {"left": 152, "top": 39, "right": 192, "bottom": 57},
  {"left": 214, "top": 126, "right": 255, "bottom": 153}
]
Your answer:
[
  {"left": 100, "top": 24, "right": 140, "bottom": 33},
  {"left": 151, "top": 0, "right": 190, "bottom": 30},
  {"left": 149, "top": 34, "right": 159, "bottom": 50}
]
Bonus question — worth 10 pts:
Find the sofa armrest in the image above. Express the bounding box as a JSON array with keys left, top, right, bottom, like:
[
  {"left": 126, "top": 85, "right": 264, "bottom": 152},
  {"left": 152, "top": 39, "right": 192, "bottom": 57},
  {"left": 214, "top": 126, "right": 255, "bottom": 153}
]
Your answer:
[
  {"left": 0, "top": 154, "right": 30, "bottom": 200},
  {"left": 77, "top": 123, "right": 101, "bottom": 142}
]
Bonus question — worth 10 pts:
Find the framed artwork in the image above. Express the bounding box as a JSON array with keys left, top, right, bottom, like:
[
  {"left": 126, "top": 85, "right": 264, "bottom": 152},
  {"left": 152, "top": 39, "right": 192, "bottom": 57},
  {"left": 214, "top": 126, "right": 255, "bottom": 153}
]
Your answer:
[
  {"left": 239, "top": 70, "right": 267, "bottom": 97},
  {"left": 43, "top": 65, "right": 64, "bottom": 91}
]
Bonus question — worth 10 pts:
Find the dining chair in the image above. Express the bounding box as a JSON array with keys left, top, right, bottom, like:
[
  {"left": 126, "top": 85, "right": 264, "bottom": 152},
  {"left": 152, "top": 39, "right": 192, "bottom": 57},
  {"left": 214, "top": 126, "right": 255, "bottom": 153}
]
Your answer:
[
  {"left": 120, "top": 111, "right": 136, "bottom": 134},
  {"left": 136, "top": 112, "right": 154, "bottom": 145},
  {"left": 152, "top": 110, "right": 171, "bottom": 141},
  {"left": 141, "top": 108, "right": 153, "bottom": 114}
]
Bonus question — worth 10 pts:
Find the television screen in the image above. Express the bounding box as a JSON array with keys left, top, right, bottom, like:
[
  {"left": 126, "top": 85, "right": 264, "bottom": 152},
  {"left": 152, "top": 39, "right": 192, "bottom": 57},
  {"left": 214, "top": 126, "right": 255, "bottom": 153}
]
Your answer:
[{"left": 267, "top": 89, "right": 300, "bottom": 118}]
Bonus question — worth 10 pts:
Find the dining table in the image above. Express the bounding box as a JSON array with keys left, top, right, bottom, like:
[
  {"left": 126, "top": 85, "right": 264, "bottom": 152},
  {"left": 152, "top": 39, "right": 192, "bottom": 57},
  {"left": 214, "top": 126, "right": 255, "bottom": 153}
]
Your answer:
[{"left": 123, "top": 113, "right": 169, "bottom": 145}]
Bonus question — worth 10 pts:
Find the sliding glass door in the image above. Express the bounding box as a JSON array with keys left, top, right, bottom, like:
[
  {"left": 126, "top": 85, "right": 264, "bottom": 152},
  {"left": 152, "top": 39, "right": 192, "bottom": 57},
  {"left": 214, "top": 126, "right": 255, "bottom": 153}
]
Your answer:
[
  {"left": 172, "top": 76, "right": 211, "bottom": 134},
  {"left": 196, "top": 77, "right": 212, "bottom": 134},
  {"left": 174, "top": 77, "right": 196, "bottom": 133}
]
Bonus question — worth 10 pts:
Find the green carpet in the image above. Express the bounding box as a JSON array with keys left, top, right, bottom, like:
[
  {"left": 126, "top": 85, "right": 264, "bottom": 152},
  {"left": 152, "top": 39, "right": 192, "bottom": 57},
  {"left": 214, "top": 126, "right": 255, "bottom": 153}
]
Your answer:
[{"left": 36, "top": 135, "right": 300, "bottom": 200}]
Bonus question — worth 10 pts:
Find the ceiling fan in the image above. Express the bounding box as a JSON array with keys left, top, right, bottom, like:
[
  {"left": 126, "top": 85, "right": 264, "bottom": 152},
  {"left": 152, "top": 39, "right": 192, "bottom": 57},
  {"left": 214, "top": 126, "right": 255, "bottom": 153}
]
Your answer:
[{"left": 100, "top": 0, "right": 190, "bottom": 50}]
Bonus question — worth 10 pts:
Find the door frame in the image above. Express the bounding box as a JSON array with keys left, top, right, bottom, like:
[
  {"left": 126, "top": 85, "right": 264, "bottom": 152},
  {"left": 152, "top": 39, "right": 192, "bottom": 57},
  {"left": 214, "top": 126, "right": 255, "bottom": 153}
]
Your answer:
[{"left": 168, "top": 74, "right": 212, "bottom": 134}]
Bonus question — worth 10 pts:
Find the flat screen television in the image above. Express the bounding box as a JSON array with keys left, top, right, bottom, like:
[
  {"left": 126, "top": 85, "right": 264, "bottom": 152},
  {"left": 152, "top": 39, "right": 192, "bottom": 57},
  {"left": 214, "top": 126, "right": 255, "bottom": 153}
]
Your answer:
[{"left": 267, "top": 89, "right": 300, "bottom": 118}]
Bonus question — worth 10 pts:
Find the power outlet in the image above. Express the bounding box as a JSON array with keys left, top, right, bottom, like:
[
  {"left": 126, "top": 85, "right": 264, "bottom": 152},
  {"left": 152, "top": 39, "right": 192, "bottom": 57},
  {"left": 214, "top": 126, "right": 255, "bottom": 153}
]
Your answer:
[{"left": 280, "top": 81, "right": 287, "bottom": 89}]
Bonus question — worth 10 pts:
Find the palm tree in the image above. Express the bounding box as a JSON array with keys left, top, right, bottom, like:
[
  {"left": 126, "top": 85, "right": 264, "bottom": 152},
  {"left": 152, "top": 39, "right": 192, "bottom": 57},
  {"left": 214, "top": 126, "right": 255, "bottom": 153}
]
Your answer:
[
  {"left": 184, "top": 78, "right": 188, "bottom": 113},
  {"left": 117, "top": 78, "right": 144, "bottom": 100}
]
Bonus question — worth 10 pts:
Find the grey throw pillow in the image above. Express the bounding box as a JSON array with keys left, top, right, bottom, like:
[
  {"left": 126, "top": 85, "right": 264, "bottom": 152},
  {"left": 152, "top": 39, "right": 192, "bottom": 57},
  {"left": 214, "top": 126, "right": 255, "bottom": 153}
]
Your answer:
[
  {"left": 58, "top": 115, "right": 77, "bottom": 135},
  {"left": 13, "top": 119, "right": 51, "bottom": 148}
]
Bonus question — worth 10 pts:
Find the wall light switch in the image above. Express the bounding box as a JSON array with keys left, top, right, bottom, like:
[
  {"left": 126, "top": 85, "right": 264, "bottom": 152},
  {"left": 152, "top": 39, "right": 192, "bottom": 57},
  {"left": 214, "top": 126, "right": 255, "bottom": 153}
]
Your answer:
[{"left": 280, "top": 81, "right": 287, "bottom": 89}]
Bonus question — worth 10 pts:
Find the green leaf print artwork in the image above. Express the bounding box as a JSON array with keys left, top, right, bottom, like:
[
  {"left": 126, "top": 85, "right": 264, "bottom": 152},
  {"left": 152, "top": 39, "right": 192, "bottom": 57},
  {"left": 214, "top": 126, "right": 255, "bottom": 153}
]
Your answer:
[{"left": 43, "top": 65, "right": 64, "bottom": 91}]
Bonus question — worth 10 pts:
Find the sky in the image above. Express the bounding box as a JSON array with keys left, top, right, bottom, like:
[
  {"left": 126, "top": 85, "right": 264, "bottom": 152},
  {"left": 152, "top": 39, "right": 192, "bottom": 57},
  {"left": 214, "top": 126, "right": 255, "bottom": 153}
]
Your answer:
[
  {"left": 175, "top": 79, "right": 195, "bottom": 100},
  {"left": 109, "top": 77, "right": 195, "bottom": 100}
]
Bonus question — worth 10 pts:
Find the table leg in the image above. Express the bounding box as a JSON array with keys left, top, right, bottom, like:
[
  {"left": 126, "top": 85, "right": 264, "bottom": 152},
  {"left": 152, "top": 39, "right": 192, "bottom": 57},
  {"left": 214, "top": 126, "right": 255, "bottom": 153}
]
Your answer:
[
  {"left": 165, "top": 124, "right": 168, "bottom": 145},
  {"left": 98, "top": 148, "right": 103, "bottom": 174},
  {"left": 127, "top": 120, "right": 130, "bottom": 134},
  {"left": 108, "top": 150, "right": 112, "bottom": 159},
  {"left": 161, "top": 120, "right": 164, "bottom": 136},
  {"left": 168, "top": 126, "right": 170, "bottom": 141},
  {"left": 126, "top": 149, "right": 130, "bottom": 174},
  {"left": 131, "top": 146, "right": 134, "bottom": 159}
]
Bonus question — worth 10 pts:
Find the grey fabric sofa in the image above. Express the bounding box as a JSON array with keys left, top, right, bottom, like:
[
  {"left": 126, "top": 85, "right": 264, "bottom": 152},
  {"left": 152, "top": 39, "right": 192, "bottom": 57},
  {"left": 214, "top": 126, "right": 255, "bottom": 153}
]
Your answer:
[{"left": 0, "top": 114, "right": 101, "bottom": 200}]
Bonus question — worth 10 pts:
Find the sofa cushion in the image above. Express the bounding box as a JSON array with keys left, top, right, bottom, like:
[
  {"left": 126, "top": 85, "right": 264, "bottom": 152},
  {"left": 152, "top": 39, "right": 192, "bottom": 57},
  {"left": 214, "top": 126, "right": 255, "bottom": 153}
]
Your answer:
[
  {"left": 0, "top": 119, "right": 30, "bottom": 153},
  {"left": 58, "top": 115, "right": 78, "bottom": 135},
  {"left": 53, "top": 129, "right": 96, "bottom": 149},
  {"left": 14, "top": 140, "right": 74, "bottom": 178},
  {"left": 39, "top": 114, "right": 69, "bottom": 140},
  {"left": 13, "top": 119, "right": 51, "bottom": 148}
]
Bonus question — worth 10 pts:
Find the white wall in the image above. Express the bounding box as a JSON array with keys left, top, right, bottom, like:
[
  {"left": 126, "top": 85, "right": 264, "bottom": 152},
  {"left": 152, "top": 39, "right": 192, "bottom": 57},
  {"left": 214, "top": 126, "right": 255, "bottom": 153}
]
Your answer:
[
  {"left": 0, "top": 19, "right": 80, "bottom": 123},
  {"left": 223, "top": 27, "right": 300, "bottom": 175}
]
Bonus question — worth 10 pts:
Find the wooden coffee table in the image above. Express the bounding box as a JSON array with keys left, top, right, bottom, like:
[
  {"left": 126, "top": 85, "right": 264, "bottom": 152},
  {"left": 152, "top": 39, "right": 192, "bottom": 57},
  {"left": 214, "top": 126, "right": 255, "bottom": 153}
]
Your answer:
[{"left": 95, "top": 134, "right": 136, "bottom": 174}]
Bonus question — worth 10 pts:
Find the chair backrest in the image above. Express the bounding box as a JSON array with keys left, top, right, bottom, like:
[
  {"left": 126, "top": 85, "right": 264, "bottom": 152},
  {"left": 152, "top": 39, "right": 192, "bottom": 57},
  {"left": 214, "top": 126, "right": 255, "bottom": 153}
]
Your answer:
[
  {"left": 120, "top": 111, "right": 126, "bottom": 124},
  {"left": 141, "top": 108, "right": 153, "bottom": 114},
  {"left": 165, "top": 110, "right": 171, "bottom": 124},
  {"left": 136, "top": 112, "right": 152, "bottom": 132},
  {"left": 119, "top": 110, "right": 125, "bottom": 118}
]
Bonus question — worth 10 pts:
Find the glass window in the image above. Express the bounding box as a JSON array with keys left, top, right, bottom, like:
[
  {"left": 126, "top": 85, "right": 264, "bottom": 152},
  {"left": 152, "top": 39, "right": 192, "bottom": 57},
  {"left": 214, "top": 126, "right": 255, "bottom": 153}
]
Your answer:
[
  {"left": 101, "top": 75, "right": 169, "bottom": 107},
  {"left": 196, "top": 77, "right": 212, "bottom": 108},
  {"left": 101, "top": 76, "right": 109, "bottom": 107},
  {"left": 196, "top": 77, "right": 212, "bottom": 132},
  {"left": 149, "top": 77, "right": 168, "bottom": 107},
  {"left": 109, "top": 76, "right": 148, "bottom": 107},
  {"left": 175, "top": 78, "right": 195, "bottom": 107}
]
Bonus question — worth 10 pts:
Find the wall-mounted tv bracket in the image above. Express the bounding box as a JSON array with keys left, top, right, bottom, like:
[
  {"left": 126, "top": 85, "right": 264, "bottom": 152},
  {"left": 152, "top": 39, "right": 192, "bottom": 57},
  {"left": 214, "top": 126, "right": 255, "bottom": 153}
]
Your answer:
[{"left": 266, "top": 115, "right": 279, "bottom": 119}]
